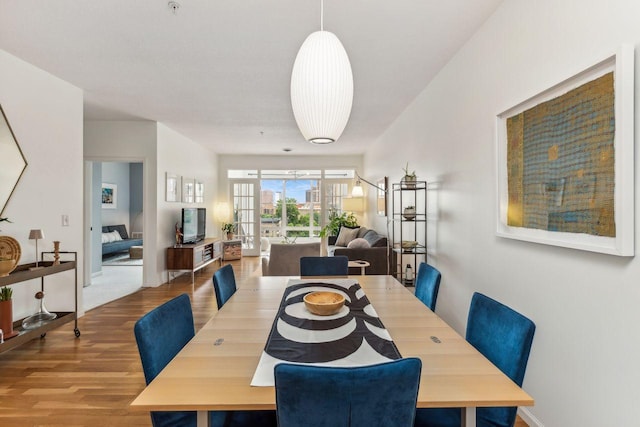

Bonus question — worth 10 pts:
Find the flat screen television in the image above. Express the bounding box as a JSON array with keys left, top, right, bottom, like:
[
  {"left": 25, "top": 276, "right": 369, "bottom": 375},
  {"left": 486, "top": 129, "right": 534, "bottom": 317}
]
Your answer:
[
  {"left": 196, "top": 207, "right": 206, "bottom": 241},
  {"left": 181, "top": 208, "right": 197, "bottom": 244}
]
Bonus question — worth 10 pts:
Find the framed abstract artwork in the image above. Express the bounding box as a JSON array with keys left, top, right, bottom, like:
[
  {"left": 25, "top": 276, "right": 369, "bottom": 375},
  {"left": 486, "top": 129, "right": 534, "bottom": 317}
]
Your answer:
[
  {"left": 101, "top": 183, "right": 117, "bottom": 209},
  {"left": 496, "top": 45, "right": 634, "bottom": 256}
]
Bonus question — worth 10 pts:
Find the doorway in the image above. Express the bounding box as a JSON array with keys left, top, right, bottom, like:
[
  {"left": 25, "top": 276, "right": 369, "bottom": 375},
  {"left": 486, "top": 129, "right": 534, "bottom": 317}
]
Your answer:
[
  {"left": 84, "top": 161, "right": 143, "bottom": 311},
  {"left": 231, "top": 180, "right": 259, "bottom": 256}
]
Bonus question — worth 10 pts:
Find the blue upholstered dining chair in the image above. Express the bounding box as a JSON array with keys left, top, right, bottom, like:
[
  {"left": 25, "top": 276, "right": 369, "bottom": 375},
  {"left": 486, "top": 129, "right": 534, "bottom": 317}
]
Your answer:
[
  {"left": 300, "top": 255, "right": 349, "bottom": 277},
  {"left": 275, "top": 358, "right": 422, "bottom": 427},
  {"left": 212, "top": 264, "right": 237, "bottom": 309},
  {"left": 134, "top": 293, "right": 277, "bottom": 427},
  {"left": 414, "top": 262, "right": 441, "bottom": 311},
  {"left": 414, "top": 292, "right": 536, "bottom": 427}
]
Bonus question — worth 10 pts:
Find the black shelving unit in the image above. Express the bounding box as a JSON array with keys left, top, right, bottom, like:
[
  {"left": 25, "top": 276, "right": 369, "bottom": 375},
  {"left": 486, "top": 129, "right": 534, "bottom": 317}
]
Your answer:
[
  {"left": 392, "top": 181, "right": 427, "bottom": 285},
  {"left": 0, "top": 251, "right": 79, "bottom": 354}
]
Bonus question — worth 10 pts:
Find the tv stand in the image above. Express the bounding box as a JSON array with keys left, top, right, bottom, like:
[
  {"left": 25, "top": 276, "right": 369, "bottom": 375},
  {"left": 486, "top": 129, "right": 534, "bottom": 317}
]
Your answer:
[{"left": 166, "top": 238, "right": 222, "bottom": 283}]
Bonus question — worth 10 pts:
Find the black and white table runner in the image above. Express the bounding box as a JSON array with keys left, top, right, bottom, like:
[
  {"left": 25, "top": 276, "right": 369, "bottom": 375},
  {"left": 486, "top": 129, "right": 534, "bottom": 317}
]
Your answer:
[{"left": 250, "top": 279, "right": 401, "bottom": 386}]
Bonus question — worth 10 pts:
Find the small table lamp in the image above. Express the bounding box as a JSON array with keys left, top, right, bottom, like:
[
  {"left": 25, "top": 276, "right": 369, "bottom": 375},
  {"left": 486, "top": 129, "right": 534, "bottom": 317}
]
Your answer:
[{"left": 29, "top": 229, "right": 44, "bottom": 268}]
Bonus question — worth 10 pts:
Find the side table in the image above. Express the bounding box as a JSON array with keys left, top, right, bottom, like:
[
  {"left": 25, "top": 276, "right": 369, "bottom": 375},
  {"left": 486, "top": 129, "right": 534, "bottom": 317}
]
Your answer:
[
  {"left": 222, "top": 239, "right": 242, "bottom": 261},
  {"left": 348, "top": 260, "right": 370, "bottom": 275}
]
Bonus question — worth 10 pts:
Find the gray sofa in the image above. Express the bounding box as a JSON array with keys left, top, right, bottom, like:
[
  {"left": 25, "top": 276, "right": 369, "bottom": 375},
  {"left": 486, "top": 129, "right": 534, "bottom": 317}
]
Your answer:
[
  {"left": 327, "top": 227, "right": 396, "bottom": 275},
  {"left": 102, "top": 224, "right": 143, "bottom": 256}
]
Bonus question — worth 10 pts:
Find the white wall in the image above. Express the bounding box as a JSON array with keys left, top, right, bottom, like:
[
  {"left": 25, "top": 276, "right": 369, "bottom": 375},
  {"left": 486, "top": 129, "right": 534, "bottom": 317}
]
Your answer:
[
  {"left": 365, "top": 0, "right": 640, "bottom": 425},
  {"left": 85, "top": 121, "right": 218, "bottom": 285},
  {"left": 84, "top": 121, "right": 159, "bottom": 286},
  {"left": 0, "top": 50, "right": 84, "bottom": 317},
  {"left": 157, "top": 123, "right": 218, "bottom": 282}
]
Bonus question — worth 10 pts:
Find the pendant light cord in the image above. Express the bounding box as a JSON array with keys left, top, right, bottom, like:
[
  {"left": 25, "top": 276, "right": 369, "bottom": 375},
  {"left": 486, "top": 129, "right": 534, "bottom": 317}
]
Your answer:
[{"left": 320, "top": 0, "right": 324, "bottom": 31}]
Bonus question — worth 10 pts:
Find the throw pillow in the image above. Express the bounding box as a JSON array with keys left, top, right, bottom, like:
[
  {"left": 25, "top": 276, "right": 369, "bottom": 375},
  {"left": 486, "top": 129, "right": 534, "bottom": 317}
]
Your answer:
[
  {"left": 335, "top": 226, "right": 359, "bottom": 247},
  {"left": 356, "top": 227, "right": 369, "bottom": 238},
  {"left": 362, "top": 229, "right": 387, "bottom": 247},
  {"left": 105, "top": 230, "right": 122, "bottom": 243},
  {"left": 347, "top": 238, "right": 371, "bottom": 249}
]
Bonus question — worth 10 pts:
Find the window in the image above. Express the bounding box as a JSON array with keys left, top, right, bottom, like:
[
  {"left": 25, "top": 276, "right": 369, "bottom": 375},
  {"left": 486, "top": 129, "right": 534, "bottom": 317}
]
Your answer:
[{"left": 229, "top": 169, "right": 356, "bottom": 243}]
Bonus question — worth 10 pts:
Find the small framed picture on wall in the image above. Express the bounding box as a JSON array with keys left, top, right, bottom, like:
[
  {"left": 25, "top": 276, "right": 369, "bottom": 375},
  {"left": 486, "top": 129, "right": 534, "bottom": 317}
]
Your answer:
[
  {"left": 102, "top": 183, "right": 117, "bottom": 209},
  {"left": 195, "top": 180, "right": 204, "bottom": 203},
  {"left": 182, "top": 177, "right": 195, "bottom": 203},
  {"left": 166, "top": 172, "right": 181, "bottom": 202}
]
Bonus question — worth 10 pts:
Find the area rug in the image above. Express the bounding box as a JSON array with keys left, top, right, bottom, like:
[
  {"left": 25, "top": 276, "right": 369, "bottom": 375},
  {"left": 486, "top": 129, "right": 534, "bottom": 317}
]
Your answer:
[{"left": 102, "top": 253, "right": 143, "bottom": 266}]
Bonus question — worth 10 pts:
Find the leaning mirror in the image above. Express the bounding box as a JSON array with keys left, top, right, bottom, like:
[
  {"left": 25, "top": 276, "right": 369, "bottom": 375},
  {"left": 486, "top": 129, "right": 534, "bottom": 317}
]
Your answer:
[
  {"left": 377, "top": 177, "right": 388, "bottom": 216},
  {"left": 0, "top": 104, "right": 28, "bottom": 216}
]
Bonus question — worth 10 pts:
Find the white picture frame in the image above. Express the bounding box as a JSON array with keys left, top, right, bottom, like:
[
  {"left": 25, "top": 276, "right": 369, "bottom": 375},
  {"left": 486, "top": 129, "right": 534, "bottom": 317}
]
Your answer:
[
  {"left": 165, "top": 172, "right": 181, "bottom": 202},
  {"left": 195, "top": 180, "right": 204, "bottom": 203},
  {"left": 182, "top": 177, "right": 194, "bottom": 203},
  {"left": 496, "top": 45, "right": 634, "bottom": 256}
]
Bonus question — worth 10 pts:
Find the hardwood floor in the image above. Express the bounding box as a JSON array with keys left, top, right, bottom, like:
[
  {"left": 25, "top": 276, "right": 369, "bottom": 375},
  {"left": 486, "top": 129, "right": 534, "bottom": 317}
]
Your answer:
[{"left": 0, "top": 256, "right": 528, "bottom": 426}]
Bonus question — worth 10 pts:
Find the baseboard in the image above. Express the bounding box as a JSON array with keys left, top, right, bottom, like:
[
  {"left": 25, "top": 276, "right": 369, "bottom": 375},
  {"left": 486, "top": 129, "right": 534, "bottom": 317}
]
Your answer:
[{"left": 518, "top": 407, "right": 544, "bottom": 427}]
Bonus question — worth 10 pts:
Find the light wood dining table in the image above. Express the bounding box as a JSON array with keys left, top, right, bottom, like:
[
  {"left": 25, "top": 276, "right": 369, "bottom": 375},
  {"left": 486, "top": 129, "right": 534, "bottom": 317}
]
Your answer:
[{"left": 130, "top": 275, "right": 534, "bottom": 427}]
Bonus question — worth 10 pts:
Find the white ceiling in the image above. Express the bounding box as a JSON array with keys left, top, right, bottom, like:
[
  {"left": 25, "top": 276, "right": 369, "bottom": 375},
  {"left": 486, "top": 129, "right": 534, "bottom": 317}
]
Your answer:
[{"left": 0, "top": 0, "right": 503, "bottom": 155}]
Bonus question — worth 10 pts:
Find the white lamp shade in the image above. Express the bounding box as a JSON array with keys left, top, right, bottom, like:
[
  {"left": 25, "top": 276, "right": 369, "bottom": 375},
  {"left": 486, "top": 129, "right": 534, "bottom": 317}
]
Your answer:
[
  {"left": 291, "top": 30, "right": 353, "bottom": 144},
  {"left": 214, "top": 202, "right": 231, "bottom": 222},
  {"left": 351, "top": 183, "right": 364, "bottom": 198}
]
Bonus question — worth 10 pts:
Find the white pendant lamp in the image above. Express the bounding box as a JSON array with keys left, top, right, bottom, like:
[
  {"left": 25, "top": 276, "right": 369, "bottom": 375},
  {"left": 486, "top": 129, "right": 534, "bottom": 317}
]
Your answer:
[{"left": 291, "top": 0, "right": 353, "bottom": 144}]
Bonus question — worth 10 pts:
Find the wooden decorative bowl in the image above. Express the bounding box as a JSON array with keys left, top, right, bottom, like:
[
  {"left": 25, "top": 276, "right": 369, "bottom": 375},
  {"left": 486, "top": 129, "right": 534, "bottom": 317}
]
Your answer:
[{"left": 303, "top": 291, "right": 345, "bottom": 316}]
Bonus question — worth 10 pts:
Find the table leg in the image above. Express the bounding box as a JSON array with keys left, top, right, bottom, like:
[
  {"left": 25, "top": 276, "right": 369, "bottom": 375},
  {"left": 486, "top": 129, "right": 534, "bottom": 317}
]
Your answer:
[
  {"left": 197, "top": 410, "right": 209, "bottom": 427},
  {"left": 461, "top": 407, "right": 476, "bottom": 427},
  {"left": 360, "top": 266, "right": 365, "bottom": 275}
]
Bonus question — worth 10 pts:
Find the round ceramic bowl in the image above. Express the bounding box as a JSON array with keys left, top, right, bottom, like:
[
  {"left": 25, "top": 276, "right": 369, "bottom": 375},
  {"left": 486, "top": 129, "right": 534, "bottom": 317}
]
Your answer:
[{"left": 303, "top": 291, "right": 345, "bottom": 316}]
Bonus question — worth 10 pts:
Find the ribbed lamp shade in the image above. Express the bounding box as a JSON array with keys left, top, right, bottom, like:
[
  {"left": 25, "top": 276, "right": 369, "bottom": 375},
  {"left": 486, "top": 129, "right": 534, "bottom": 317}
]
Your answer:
[
  {"left": 291, "top": 30, "right": 353, "bottom": 144},
  {"left": 29, "top": 229, "right": 44, "bottom": 240}
]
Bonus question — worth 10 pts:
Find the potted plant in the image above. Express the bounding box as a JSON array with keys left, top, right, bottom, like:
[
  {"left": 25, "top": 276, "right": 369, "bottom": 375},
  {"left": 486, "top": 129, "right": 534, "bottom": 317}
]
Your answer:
[
  {"left": 403, "top": 205, "right": 416, "bottom": 220},
  {"left": 221, "top": 223, "right": 235, "bottom": 240},
  {"left": 319, "top": 210, "right": 358, "bottom": 238},
  {"left": 0, "top": 286, "right": 18, "bottom": 339},
  {"left": 402, "top": 163, "right": 417, "bottom": 188}
]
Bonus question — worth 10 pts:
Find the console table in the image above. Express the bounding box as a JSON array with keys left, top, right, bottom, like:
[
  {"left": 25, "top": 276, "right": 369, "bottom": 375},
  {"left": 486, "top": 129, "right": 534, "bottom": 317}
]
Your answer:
[
  {"left": 166, "top": 238, "right": 222, "bottom": 283},
  {"left": 0, "top": 252, "right": 79, "bottom": 354}
]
